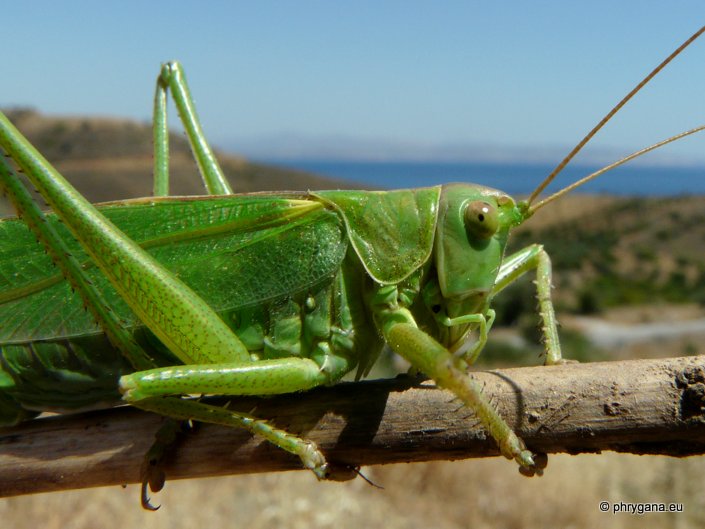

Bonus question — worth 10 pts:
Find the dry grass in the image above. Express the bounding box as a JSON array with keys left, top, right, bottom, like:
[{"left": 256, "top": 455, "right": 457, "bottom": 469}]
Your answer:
[{"left": 2, "top": 453, "right": 704, "bottom": 528}]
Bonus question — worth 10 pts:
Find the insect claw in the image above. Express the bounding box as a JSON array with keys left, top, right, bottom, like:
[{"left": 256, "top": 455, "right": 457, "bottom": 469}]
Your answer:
[
  {"left": 353, "top": 467, "right": 384, "bottom": 489},
  {"left": 324, "top": 462, "right": 383, "bottom": 487},
  {"left": 139, "top": 450, "right": 168, "bottom": 511},
  {"left": 141, "top": 479, "right": 161, "bottom": 511}
]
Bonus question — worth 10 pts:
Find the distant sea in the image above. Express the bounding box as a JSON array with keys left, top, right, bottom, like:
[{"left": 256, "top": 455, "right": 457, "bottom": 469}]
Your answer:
[{"left": 262, "top": 160, "right": 705, "bottom": 196}]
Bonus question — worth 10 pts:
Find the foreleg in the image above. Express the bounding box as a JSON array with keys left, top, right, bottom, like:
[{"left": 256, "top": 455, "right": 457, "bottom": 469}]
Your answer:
[{"left": 494, "top": 244, "right": 562, "bottom": 365}]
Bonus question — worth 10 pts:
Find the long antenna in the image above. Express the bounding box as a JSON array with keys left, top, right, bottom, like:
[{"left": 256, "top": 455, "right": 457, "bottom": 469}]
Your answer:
[
  {"left": 529, "top": 125, "right": 705, "bottom": 213},
  {"left": 527, "top": 25, "right": 705, "bottom": 207}
]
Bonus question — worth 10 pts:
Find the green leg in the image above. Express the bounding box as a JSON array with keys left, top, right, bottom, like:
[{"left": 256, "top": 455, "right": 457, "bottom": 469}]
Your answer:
[
  {"left": 136, "top": 395, "right": 329, "bottom": 509},
  {"left": 152, "top": 61, "right": 233, "bottom": 196},
  {"left": 376, "top": 307, "right": 542, "bottom": 474},
  {"left": 146, "top": 62, "right": 239, "bottom": 506},
  {"left": 119, "top": 357, "right": 332, "bottom": 401},
  {"left": 120, "top": 356, "right": 339, "bottom": 499},
  {"left": 493, "top": 244, "right": 562, "bottom": 365},
  {"left": 438, "top": 309, "right": 496, "bottom": 365},
  {"left": 125, "top": 355, "right": 339, "bottom": 509},
  {"left": 137, "top": 397, "right": 329, "bottom": 477},
  {"left": 136, "top": 384, "right": 334, "bottom": 509}
]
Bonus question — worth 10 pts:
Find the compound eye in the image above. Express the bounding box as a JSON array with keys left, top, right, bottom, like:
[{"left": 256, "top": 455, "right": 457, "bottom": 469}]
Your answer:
[{"left": 464, "top": 201, "right": 499, "bottom": 239}]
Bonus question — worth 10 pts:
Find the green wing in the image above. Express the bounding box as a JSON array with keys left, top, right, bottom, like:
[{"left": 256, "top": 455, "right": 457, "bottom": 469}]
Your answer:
[
  {"left": 313, "top": 187, "right": 440, "bottom": 284},
  {"left": 0, "top": 194, "right": 347, "bottom": 343}
]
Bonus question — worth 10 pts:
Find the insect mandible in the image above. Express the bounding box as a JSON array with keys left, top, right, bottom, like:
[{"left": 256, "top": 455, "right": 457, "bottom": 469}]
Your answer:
[{"left": 0, "top": 26, "right": 703, "bottom": 509}]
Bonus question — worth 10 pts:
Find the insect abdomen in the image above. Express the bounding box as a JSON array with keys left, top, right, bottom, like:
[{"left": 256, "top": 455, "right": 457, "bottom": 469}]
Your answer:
[{"left": 0, "top": 334, "right": 132, "bottom": 425}]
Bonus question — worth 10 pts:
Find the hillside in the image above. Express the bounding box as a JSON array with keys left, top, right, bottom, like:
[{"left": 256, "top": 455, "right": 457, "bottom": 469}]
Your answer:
[
  {"left": 508, "top": 194, "right": 705, "bottom": 314},
  {"left": 482, "top": 192, "right": 705, "bottom": 365}
]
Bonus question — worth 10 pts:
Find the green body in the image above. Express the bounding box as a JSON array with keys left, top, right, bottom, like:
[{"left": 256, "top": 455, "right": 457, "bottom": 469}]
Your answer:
[
  {"left": 0, "top": 185, "right": 517, "bottom": 420},
  {"left": 0, "top": 62, "right": 563, "bottom": 506}
]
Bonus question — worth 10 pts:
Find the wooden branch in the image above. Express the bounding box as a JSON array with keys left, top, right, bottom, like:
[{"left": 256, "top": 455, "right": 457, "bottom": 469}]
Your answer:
[{"left": 2, "top": 354, "right": 705, "bottom": 498}]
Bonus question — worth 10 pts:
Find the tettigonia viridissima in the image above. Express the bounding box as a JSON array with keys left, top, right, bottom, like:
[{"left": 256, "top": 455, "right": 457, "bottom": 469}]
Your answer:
[{"left": 0, "top": 26, "right": 704, "bottom": 509}]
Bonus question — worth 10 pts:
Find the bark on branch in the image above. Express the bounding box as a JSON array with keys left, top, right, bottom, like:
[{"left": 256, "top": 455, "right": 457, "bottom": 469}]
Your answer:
[{"left": 2, "top": 354, "right": 705, "bottom": 498}]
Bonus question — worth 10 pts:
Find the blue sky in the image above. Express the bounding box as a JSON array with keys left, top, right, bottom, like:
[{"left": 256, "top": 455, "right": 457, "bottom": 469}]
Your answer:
[{"left": 2, "top": 1, "right": 705, "bottom": 165}]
